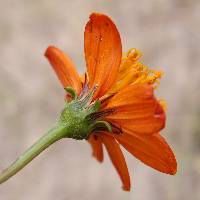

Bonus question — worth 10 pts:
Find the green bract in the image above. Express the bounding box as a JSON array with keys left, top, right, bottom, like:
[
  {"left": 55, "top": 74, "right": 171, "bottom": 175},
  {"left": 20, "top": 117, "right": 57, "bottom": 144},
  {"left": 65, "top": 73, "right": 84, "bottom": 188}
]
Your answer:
[{"left": 59, "top": 86, "right": 112, "bottom": 140}]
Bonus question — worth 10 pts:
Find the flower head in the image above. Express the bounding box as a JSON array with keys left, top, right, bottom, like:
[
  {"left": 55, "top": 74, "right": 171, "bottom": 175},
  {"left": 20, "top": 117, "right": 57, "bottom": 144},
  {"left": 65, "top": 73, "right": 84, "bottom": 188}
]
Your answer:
[{"left": 45, "top": 13, "right": 177, "bottom": 191}]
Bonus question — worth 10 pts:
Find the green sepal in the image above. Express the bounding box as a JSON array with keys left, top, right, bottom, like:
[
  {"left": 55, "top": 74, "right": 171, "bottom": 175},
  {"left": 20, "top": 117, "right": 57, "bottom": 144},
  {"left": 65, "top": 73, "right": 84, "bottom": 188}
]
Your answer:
[
  {"left": 88, "top": 120, "right": 112, "bottom": 133},
  {"left": 64, "top": 87, "right": 77, "bottom": 100},
  {"left": 87, "top": 100, "right": 101, "bottom": 114}
]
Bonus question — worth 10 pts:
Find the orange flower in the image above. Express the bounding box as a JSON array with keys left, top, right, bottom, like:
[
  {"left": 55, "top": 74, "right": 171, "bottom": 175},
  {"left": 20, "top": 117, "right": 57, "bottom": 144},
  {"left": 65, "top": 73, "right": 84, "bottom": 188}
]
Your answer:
[{"left": 45, "top": 13, "right": 177, "bottom": 191}]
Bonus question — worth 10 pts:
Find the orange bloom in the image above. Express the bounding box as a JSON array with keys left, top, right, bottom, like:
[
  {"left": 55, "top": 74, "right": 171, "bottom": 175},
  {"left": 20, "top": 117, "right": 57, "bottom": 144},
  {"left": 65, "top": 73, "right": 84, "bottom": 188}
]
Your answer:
[{"left": 45, "top": 13, "right": 177, "bottom": 191}]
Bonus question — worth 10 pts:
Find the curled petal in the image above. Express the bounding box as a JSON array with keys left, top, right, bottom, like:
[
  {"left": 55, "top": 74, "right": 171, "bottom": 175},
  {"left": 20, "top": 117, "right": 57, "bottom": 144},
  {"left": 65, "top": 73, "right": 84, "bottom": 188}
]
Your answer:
[
  {"left": 88, "top": 134, "right": 103, "bottom": 162},
  {"left": 115, "top": 130, "right": 177, "bottom": 175},
  {"left": 45, "top": 46, "right": 82, "bottom": 94},
  {"left": 105, "top": 84, "right": 165, "bottom": 134},
  {"left": 84, "top": 13, "right": 122, "bottom": 98},
  {"left": 100, "top": 132, "right": 131, "bottom": 191}
]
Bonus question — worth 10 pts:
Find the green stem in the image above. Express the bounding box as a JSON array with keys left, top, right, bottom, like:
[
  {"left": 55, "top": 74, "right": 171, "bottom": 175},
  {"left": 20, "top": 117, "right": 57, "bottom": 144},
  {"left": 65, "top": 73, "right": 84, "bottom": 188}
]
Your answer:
[{"left": 0, "top": 125, "right": 67, "bottom": 184}]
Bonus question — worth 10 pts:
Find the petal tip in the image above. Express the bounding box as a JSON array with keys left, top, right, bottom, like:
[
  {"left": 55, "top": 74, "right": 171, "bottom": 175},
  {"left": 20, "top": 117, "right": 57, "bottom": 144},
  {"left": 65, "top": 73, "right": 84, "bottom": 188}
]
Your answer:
[
  {"left": 44, "top": 46, "right": 56, "bottom": 57},
  {"left": 92, "top": 153, "right": 103, "bottom": 163},
  {"left": 122, "top": 185, "right": 131, "bottom": 192},
  {"left": 168, "top": 161, "right": 177, "bottom": 175},
  {"left": 89, "top": 12, "right": 110, "bottom": 20}
]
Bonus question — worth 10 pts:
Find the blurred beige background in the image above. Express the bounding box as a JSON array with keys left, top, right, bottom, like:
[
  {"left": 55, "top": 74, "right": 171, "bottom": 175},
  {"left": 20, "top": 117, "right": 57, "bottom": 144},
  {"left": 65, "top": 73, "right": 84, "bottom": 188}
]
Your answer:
[{"left": 0, "top": 0, "right": 200, "bottom": 199}]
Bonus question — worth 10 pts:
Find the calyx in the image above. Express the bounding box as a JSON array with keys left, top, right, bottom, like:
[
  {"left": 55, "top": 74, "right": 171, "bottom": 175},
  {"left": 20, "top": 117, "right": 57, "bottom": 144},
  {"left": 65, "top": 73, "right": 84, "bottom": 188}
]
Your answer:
[{"left": 58, "top": 86, "right": 113, "bottom": 140}]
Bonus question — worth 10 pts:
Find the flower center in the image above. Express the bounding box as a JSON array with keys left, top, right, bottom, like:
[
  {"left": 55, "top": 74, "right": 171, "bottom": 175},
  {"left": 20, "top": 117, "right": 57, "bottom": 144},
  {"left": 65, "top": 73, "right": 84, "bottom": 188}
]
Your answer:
[{"left": 107, "top": 48, "right": 163, "bottom": 94}]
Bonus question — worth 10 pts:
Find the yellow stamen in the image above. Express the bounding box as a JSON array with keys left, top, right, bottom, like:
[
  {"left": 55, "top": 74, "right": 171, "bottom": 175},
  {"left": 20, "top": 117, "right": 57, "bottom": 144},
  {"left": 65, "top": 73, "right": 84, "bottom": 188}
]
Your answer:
[{"left": 108, "top": 48, "right": 163, "bottom": 94}]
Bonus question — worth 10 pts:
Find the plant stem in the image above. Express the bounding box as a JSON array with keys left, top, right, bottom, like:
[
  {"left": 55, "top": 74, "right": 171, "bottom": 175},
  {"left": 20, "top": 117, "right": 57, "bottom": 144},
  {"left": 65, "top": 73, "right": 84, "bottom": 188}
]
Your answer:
[{"left": 0, "top": 125, "right": 67, "bottom": 184}]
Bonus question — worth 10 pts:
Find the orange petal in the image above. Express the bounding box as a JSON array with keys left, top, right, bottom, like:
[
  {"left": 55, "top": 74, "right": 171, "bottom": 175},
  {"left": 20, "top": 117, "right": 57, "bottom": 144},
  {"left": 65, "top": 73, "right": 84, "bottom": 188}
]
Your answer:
[
  {"left": 84, "top": 13, "right": 122, "bottom": 98},
  {"left": 45, "top": 46, "right": 82, "bottom": 94},
  {"left": 88, "top": 134, "right": 104, "bottom": 162},
  {"left": 105, "top": 84, "right": 154, "bottom": 108},
  {"left": 100, "top": 132, "right": 131, "bottom": 191},
  {"left": 115, "top": 130, "right": 177, "bottom": 175},
  {"left": 105, "top": 84, "right": 165, "bottom": 134}
]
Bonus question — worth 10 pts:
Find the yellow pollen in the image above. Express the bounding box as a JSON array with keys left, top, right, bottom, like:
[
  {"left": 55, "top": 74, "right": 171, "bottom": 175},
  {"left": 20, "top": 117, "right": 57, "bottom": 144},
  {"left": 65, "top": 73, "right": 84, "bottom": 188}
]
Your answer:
[{"left": 108, "top": 48, "right": 163, "bottom": 94}]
